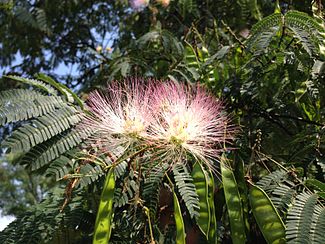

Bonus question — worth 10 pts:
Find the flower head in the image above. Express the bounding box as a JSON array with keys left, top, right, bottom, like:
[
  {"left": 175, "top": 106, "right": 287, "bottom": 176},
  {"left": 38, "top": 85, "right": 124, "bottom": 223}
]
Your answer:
[
  {"left": 147, "top": 82, "right": 234, "bottom": 171},
  {"left": 81, "top": 78, "right": 152, "bottom": 154},
  {"left": 130, "top": 0, "right": 149, "bottom": 10}
]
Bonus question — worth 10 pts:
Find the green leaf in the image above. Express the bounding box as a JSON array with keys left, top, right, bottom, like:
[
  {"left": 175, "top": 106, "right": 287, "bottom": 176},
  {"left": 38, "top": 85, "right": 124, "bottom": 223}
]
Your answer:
[
  {"left": 173, "top": 163, "right": 199, "bottom": 219},
  {"left": 35, "top": 73, "right": 85, "bottom": 109},
  {"left": 305, "top": 179, "right": 325, "bottom": 192},
  {"left": 2, "top": 107, "right": 81, "bottom": 153},
  {"left": 286, "top": 192, "right": 324, "bottom": 243},
  {"left": 4, "top": 75, "right": 58, "bottom": 95},
  {"left": 246, "top": 13, "right": 282, "bottom": 53},
  {"left": 0, "top": 90, "right": 65, "bottom": 125},
  {"left": 143, "top": 162, "right": 169, "bottom": 215},
  {"left": 21, "top": 128, "right": 91, "bottom": 171},
  {"left": 93, "top": 167, "right": 115, "bottom": 244},
  {"left": 312, "top": 205, "right": 325, "bottom": 244}
]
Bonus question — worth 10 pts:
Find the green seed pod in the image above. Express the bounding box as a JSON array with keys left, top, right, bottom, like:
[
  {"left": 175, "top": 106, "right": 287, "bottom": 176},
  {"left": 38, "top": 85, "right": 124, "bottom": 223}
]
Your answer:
[
  {"left": 207, "top": 169, "right": 217, "bottom": 243},
  {"left": 173, "top": 191, "right": 186, "bottom": 244},
  {"left": 192, "top": 162, "right": 211, "bottom": 238},
  {"left": 249, "top": 184, "right": 286, "bottom": 244},
  {"left": 221, "top": 156, "right": 246, "bottom": 244},
  {"left": 93, "top": 167, "right": 115, "bottom": 244}
]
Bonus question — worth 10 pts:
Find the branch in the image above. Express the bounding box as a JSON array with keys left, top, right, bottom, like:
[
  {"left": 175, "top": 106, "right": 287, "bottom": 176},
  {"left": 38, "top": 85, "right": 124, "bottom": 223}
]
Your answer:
[
  {"left": 220, "top": 20, "right": 245, "bottom": 47},
  {"left": 271, "top": 113, "right": 325, "bottom": 127}
]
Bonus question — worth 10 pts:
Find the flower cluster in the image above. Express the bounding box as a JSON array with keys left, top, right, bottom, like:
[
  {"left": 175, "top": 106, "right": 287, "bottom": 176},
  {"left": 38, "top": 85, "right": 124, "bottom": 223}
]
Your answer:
[
  {"left": 130, "top": 0, "right": 170, "bottom": 10},
  {"left": 81, "top": 78, "right": 235, "bottom": 171},
  {"left": 130, "top": 0, "right": 149, "bottom": 10}
]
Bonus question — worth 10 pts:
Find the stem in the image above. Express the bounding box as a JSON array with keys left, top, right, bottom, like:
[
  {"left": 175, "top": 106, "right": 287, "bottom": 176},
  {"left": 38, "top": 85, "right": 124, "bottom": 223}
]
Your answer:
[
  {"left": 220, "top": 20, "right": 245, "bottom": 47},
  {"left": 77, "top": 156, "right": 107, "bottom": 167},
  {"left": 165, "top": 173, "right": 174, "bottom": 189},
  {"left": 143, "top": 206, "right": 155, "bottom": 244},
  {"left": 104, "top": 145, "right": 153, "bottom": 170}
]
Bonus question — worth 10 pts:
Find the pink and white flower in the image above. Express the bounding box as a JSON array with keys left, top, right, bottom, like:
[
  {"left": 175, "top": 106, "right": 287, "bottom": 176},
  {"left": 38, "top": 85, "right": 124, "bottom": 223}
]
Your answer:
[
  {"left": 130, "top": 0, "right": 149, "bottom": 10},
  {"left": 147, "top": 81, "right": 234, "bottom": 171},
  {"left": 81, "top": 78, "right": 153, "bottom": 154}
]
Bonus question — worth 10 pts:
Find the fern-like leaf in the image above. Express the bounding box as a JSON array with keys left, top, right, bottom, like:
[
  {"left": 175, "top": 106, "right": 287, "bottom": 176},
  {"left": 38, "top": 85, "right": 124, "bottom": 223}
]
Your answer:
[
  {"left": 33, "top": 7, "right": 49, "bottom": 33},
  {"left": 15, "top": 6, "right": 39, "bottom": 30},
  {"left": 5, "top": 75, "right": 59, "bottom": 95},
  {"left": 172, "top": 163, "right": 199, "bottom": 219},
  {"left": 256, "top": 170, "right": 288, "bottom": 190},
  {"left": 77, "top": 164, "right": 105, "bottom": 189},
  {"left": 114, "top": 161, "right": 128, "bottom": 179},
  {"left": 311, "top": 204, "right": 325, "bottom": 244},
  {"left": 270, "top": 184, "right": 296, "bottom": 214},
  {"left": 257, "top": 170, "right": 296, "bottom": 215},
  {"left": 113, "top": 170, "right": 139, "bottom": 208},
  {"left": 285, "top": 10, "right": 325, "bottom": 57},
  {"left": 21, "top": 128, "right": 92, "bottom": 171},
  {"left": 0, "top": 91, "right": 65, "bottom": 125},
  {"left": 0, "top": 187, "right": 85, "bottom": 244},
  {"left": 2, "top": 107, "right": 81, "bottom": 153},
  {"left": 142, "top": 162, "right": 169, "bottom": 214},
  {"left": 247, "top": 10, "right": 325, "bottom": 57},
  {"left": 0, "top": 89, "right": 43, "bottom": 104},
  {"left": 45, "top": 153, "right": 75, "bottom": 180},
  {"left": 246, "top": 13, "right": 282, "bottom": 53},
  {"left": 286, "top": 192, "right": 325, "bottom": 243}
]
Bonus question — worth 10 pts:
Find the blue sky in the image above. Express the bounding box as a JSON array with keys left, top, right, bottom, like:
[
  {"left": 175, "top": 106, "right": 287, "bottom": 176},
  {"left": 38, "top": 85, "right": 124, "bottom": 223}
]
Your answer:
[{"left": 0, "top": 213, "right": 15, "bottom": 231}]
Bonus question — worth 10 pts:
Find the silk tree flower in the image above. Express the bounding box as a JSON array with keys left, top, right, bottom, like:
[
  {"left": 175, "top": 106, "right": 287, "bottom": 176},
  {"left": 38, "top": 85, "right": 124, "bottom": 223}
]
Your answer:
[
  {"left": 81, "top": 78, "right": 153, "bottom": 155},
  {"left": 81, "top": 78, "right": 235, "bottom": 172},
  {"left": 130, "top": 0, "right": 149, "bottom": 10},
  {"left": 147, "top": 82, "right": 235, "bottom": 172}
]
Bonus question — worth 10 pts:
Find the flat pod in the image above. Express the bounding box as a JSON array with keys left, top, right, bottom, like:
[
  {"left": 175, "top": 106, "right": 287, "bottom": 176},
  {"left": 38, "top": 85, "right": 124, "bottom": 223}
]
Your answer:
[
  {"left": 221, "top": 156, "right": 246, "bottom": 244},
  {"left": 249, "top": 184, "right": 285, "bottom": 244},
  {"left": 93, "top": 167, "right": 115, "bottom": 244},
  {"left": 173, "top": 191, "right": 186, "bottom": 244},
  {"left": 192, "top": 162, "right": 211, "bottom": 238}
]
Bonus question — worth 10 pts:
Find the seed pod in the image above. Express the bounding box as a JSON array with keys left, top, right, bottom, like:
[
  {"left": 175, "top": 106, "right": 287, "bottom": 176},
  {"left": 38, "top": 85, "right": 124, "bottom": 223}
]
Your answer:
[
  {"left": 93, "top": 167, "right": 115, "bottom": 244},
  {"left": 192, "top": 162, "right": 211, "bottom": 238},
  {"left": 173, "top": 191, "right": 186, "bottom": 244},
  {"left": 221, "top": 156, "right": 246, "bottom": 244},
  {"left": 249, "top": 184, "right": 286, "bottom": 244}
]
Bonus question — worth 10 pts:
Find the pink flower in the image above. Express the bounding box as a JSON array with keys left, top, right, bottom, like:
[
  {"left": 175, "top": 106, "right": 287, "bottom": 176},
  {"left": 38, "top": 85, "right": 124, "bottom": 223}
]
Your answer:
[
  {"left": 147, "top": 81, "right": 235, "bottom": 171},
  {"left": 81, "top": 78, "right": 153, "bottom": 154},
  {"left": 130, "top": 0, "right": 149, "bottom": 10}
]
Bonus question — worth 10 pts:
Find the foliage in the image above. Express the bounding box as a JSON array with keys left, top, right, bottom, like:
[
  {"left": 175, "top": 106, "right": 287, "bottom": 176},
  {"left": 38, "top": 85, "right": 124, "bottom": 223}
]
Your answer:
[
  {"left": 1, "top": 0, "right": 325, "bottom": 243},
  {"left": 0, "top": 186, "right": 95, "bottom": 244},
  {"left": 286, "top": 192, "right": 325, "bottom": 243},
  {"left": 0, "top": 160, "right": 48, "bottom": 216}
]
